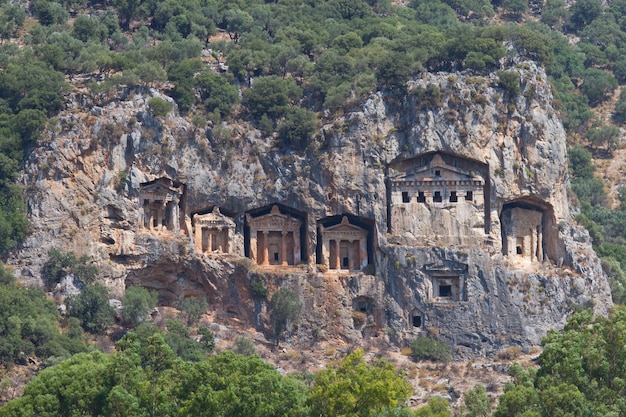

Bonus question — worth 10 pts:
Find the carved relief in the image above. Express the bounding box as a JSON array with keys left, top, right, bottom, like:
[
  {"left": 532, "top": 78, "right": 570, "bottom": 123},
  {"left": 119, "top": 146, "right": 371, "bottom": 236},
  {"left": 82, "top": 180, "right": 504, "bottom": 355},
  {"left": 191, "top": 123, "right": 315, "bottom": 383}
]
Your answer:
[{"left": 139, "top": 177, "right": 185, "bottom": 235}]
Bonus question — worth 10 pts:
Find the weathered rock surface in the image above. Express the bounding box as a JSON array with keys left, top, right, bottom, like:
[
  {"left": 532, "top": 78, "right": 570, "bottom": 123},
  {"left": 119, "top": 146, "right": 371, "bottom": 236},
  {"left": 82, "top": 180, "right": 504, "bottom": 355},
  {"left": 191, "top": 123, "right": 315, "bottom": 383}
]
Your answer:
[{"left": 8, "top": 59, "right": 612, "bottom": 357}]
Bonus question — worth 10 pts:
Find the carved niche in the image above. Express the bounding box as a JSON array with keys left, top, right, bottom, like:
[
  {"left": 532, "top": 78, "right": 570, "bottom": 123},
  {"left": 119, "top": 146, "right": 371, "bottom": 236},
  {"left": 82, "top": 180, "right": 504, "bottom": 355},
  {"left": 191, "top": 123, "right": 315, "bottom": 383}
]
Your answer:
[
  {"left": 424, "top": 261, "right": 468, "bottom": 303},
  {"left": 502, "top": 206, "right": 543, "bottom": 262}
]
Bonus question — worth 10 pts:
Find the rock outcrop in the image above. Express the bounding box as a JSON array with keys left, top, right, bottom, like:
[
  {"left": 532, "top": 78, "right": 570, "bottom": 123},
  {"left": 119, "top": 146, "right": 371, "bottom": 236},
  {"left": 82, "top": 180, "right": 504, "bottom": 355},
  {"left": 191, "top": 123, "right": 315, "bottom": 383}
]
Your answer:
[{"left": 8, "top": 59, "right": 612, "bottom": 357}]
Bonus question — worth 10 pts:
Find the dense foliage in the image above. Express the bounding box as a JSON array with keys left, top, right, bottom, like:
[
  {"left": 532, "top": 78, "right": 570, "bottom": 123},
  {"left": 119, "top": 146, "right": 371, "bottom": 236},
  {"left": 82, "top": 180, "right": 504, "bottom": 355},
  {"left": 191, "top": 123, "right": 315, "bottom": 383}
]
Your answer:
[
  {"left": 0, "top": 338, "right": 412, "bottom": 417},
  {"left": 493, "top": 307, "right": 626, "bottom": 416},
  {"left": 0, "top": 262, "right": 89, "bottom": 368}
]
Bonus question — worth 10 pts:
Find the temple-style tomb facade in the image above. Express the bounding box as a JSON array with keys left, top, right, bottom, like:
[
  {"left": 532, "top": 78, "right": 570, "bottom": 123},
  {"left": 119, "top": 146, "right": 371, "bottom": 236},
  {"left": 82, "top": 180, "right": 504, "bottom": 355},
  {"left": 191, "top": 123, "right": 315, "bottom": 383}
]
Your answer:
[
  {"left": 192, "top": 206, "right": 235, "bottom": 255},
  {"left": 246, "top": 205, "right": 302, "bottom": 266},
  {"left": 139, "top": 177, "right": 185, "bottom": 234},
  {"left": 502, "top": 206, "right": 543, "bottom": 262},
  {"left": 388, "top": 152, "right": 489, "bottom": 245},
  {"left": 319, "top": 216, "right": 368, "bottom": 271}
]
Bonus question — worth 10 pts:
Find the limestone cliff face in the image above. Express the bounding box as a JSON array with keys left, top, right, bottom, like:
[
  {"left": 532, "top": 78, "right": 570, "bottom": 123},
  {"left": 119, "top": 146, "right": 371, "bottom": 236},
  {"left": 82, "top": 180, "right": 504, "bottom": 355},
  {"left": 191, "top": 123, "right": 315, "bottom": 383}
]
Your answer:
[{"left": 9, "top": 59, "right": 612, "bottom": 357}]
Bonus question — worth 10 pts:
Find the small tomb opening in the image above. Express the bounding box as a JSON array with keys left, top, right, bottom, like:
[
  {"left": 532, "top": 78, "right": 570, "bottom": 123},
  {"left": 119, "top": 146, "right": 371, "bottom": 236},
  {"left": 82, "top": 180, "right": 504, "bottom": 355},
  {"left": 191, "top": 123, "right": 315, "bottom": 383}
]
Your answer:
[
  {"left": 402, "top": 191, "right": 410, "bottom": 203},
  {"left": 417, "top": 191, "right": 426, "bottom": 203},
  {"left": 465, "top": 191, "right": 473, "bottom": 201},
  {"left": 352, "top": 296, "right": 376, "bottom": 328},
  {"left": 449, "top": 191, "right": 458, "bottom": 203},
  {"left": 425, "top": 261, "right": 467, "bottom": 303},
  {"left": 433, "top": 191, "right": 442, "bottom": 202},
  {"left": 411, "top": 309, "right": 422, "bottom": 328}
]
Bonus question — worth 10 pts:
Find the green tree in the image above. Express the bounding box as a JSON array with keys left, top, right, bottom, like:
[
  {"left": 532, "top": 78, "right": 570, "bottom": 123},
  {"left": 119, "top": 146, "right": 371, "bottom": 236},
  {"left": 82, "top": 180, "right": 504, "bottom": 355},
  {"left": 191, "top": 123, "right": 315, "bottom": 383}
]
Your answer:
[
  {"left": 415, "top": 396, "right": 451, "bottom": 417},
  {"left": 587, "top": 123, "right": 620, "bottom": 151},
  {"left": 581, "top": 68, "right": 617, "bottom": 106},
  {"left": 242, "top": 75, "right": 302, "bottom": 120},
  {"left": 307, "top": 349, "right": 413, "bottom": 417},
  {"left": 148, "top": 97, "right": 173, "bottom": 117},
  {"left": 409, "top": 336, "right": 451, "bottom": 362},
  {"left": 122, "top": 285, "right": 157, "bottom": 328},
  {"left": 194, "top": 71, "right": 239, "bottom": 116},
  {"left": 67, "top": 284, "right": 115, "bottom": 334},
  {"left": 269, "top": 287, "right": 302, "bottom": 346},
  {"left": 277, "top": 106, "right": 318, "bottom": 151},
  {"left": 569, "top": 0, "right": 602, "bottom": 31},
  {"left": 232, "top": 336, "right": 255, "bottom": 356},
  {"left": 42, "top": 249, "right": 99, "bottom": 289},
  {"left": 462, "top": 384, "right": 490, "bottom": 417},
  {"left": 179, "top": 296, "right": 208, "bottom": 326},
  {"left": 497, "top": 70, "right": 521, "bottom": 100}
]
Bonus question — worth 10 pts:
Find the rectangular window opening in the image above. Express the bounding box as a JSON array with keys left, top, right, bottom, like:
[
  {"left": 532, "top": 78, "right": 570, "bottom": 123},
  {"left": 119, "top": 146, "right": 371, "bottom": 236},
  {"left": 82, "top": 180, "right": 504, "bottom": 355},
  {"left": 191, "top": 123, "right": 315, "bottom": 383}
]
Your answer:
[
  {"left": 433, "top": 191, "right": 442, "bottom": 203},
  {"left": 412, "top": 315, "right": 422, "bottom": 328},
  {"left": 449, "top": 191, "right": 458, "bottom": 203},
  {"left": 465, "top": 191, "right": 473, "bottom": 201},
  {"left": 402, "top": 191, "right": 410, "bottom": 203},
  {"left": 439, "top": 285, "right": 452, "bottom": 298},
  {"left": 417, "top": 191, "right": 426, "bottom": 203}
]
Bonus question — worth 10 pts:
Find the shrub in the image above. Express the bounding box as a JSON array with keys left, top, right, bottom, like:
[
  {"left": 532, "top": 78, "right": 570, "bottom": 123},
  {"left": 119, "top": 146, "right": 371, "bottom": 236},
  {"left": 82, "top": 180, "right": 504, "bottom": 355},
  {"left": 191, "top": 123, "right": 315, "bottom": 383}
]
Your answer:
[
  {"left": 148, "top": 97, "right": 173, "bottom": 117},
  {"left": 277, "top": 107, "right": 317, "bottom": 151},
  {"left": 496, "top": 71, "right": 521, "bottom": 99},
  {"left": 233, "top": 336, "right": 255, "bottom": 356},
  {"left": 251, "top": 281, "right": 268, "bottom": 299},
  {"left": 179, "top": 297, "right": 208, "bottom": 326},
  {"left": 43, "top": 249, "right": 99, "bottom": 290},
  {"left": 122, "top": 286, "right": 157, "bottom": 328},
  {"left": 66, "top": 284, "right": 114, "bottom": 334},
  {"left": 409, "top": 336, "right": 451, "bottom": 362},
  {"left": 269, "top": 287, "right": 302, "bottom": 346}
]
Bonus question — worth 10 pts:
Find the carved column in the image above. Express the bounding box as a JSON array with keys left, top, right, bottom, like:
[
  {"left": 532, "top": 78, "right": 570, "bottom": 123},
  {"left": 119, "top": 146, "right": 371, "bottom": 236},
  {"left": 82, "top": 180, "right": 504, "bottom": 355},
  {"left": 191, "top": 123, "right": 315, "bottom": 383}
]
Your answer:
[
  {"left": 172, "top": 199, "right": 180, "bottom": 234},
  {"left": 537, "top": 226, "right": 543, "bottom": 262},
  {"left": 360, "top": 238, "right": 367, "bottom": 269},
  {"left": 262, "top": 231, "right": 269, "bottom": 266},
  {"left": 335, "top": 240, "right": 341, "bottom": 270},
  {"left": 348, "top": 240, "right": 354, "bottom": 270},
  {"left": 281, "top": 231, "right": 288, "bottom": 266}
]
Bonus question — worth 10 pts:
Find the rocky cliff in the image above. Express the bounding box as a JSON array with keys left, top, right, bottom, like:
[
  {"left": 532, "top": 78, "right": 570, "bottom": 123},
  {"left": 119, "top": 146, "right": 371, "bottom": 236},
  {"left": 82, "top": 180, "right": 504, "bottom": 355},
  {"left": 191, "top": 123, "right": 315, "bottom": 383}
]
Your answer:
[{"left": 8, "top": 58, "right": 612, "bottom": 357}]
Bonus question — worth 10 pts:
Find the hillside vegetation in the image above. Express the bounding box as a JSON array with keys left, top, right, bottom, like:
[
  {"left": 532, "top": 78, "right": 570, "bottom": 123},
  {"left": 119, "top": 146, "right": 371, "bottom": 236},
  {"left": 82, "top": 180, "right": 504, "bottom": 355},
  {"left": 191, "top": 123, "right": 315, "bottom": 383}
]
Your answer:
[{"left": 2, "top": 0, "right": 626, "bottom": 414}]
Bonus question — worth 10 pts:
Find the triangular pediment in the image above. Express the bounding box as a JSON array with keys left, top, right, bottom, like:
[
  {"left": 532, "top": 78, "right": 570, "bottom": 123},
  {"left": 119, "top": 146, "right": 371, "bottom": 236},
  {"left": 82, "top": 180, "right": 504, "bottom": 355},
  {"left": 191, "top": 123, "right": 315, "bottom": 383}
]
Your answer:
[
  {"left": 140, "top": 177, "right": 183, "bottom": 194},
  {"left": 424, "top": 260, "right": 468, "bottom": 274}
]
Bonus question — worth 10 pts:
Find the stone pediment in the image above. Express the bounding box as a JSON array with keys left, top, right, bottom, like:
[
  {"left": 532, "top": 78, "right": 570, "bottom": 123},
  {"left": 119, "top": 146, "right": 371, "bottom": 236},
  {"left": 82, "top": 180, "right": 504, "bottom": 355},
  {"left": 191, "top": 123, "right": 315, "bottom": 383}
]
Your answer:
[
  {"left": 322, "top": 217, "right": 368, "bottom": 239},
  {"left": 247, "top": 205, "right": 302, "bottom": 231},
  {"left": 390, "top": 154, "right": 484, "bottom": 185},
  {"left": 194, "top": 207, "right": 234, "bottom": 228},
  {"left": 140, "top": 177, "right": 183, "bottom": 196},
  {"left": 424, "top": 260, "right": 468, "bottom": 274}
]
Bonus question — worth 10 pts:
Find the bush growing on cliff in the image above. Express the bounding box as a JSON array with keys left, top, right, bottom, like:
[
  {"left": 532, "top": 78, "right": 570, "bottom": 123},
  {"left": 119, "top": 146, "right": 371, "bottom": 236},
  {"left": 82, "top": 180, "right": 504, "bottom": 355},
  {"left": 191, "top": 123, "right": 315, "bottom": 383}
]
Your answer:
[
  {"left": 43, "top": 249, "right": 99, "bottom": 290},
  {"left": 122, "top": 285, "right": 157, "bottom": 328},
  {"left": 67, "top": 284, "right": 114, "bottom": 334},
  {"left": 409, "top": 336, "right": 451, "bottom": 362},
  {"left": 269, "top": 287, "right": 302, "bottom": 346}
]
